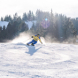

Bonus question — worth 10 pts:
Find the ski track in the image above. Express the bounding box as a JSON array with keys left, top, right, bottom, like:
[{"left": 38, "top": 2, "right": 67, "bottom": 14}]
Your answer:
[{"left": 0, "top": 43, "right": 78, "bottom": 78}]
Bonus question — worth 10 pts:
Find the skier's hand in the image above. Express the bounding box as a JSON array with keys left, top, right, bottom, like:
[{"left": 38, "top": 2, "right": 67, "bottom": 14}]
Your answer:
[{"left": 31, "top": 36, "right": 33, "bottom": 38}]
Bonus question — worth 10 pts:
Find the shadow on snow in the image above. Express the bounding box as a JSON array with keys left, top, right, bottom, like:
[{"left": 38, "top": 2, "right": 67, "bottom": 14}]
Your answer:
[
  {"left": 26, "top": 46, "right": 41, "bottom": 56},
  {"left": 15, "top": 43, "right": 41, "bottom": 56}
]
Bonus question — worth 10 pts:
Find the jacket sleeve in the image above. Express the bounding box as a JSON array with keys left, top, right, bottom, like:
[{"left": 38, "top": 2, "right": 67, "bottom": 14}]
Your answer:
[
  {"left": 32, "top": 35, "right": 35, "bottom": 38},
  {"left": 39, "top": 38, "right": 42, "bottom": 43}
]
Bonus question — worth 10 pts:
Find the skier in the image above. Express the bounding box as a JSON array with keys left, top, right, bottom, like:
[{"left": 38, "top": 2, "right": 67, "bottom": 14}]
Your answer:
[{"left": 27, "top": 34, "right": 42, "bottom": 46}]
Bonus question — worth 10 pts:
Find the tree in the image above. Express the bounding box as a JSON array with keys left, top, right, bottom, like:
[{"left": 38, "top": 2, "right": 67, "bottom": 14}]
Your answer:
[
  {"left": 28, "top": 10, "right": 32, "bottom": 21},
  {"left": 47, "top": 9, "right": 55, "bottom": 38},
  {"left": 1, "top": 17, "right": 4, "bottom": 21},
  {"left": 22, "top": 13, "right": 28, "bottom": 21},
  {"left": 4, "top": 15, "right": 9, "bottom": 21},
  {"left": 63, "top": 18, "right": 75, "bottom": 39},
  {"left": 8, "top": 15, "right": 12, "bottom": 22},
  {"left": 0, "top": 26, "right": 2, "bottom": 41},
  {"left": 19, "top": 22, "right": 28, "bottom": 32},
  {"left": 13, "top": 13, "right": 18, "bottom": 21},
  {"left": 4, "top": 15, "right": 12, "bottom": 22},
  {"left": 0, "top": 26, "right": 2, "bottom": 32}
]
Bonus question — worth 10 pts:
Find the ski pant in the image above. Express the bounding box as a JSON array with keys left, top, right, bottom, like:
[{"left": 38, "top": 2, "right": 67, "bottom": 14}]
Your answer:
[{"left": 28, "top": 39, "right": 37, "bottom": 45}]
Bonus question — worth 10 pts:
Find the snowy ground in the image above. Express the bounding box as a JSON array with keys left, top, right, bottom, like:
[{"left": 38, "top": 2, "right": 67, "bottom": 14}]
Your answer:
[
  {"left": 25, "top": 21, "right": 37, "bottom": 29},
  {"left": 0, "top": 43, "right": 78, "bottom": 78}
]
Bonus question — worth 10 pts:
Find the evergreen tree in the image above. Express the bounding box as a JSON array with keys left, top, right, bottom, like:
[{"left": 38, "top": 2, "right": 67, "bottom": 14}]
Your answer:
[
  {"left": 19, "top": 22, "right": 28, "bottom": 32},
  {"left": 28, "top": 10, "right": 32, "bottom": 21},
  {"left": 22, "top": 13, "right": 28, "bottom": 21},
  {"left": 4, "top": 15, "right": 12, "bottom": 22},
  {"left": 63, "top": 18, "right": 75, "bottom": 39},
  {"left": 13, "top": 13, "right": 18, "bottom": 21},
  {"left": 0, "top": 26, "right": 2, "bottom": 32},
  {"left": 1, "top": 17, "right": 4, "bottom": 21},
  {"left": 4, "top": 15, "right": 9, "bottom": 21},
  {"left": 0, "top": 26, "right": 2, "bottom": 41}
]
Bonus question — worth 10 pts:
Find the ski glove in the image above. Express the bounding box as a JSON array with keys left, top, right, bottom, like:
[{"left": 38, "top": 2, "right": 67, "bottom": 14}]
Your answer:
[{"left": 31, "top": 36, "right": 33, "bottom": 38}]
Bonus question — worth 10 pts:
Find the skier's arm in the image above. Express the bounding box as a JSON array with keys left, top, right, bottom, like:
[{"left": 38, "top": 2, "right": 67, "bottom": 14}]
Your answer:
[
  {"left": 39, "top": 39, "right": 42, "bottom": 44},
  {"left": 32, "top": 35, "right": 35, "bottom": 38}
]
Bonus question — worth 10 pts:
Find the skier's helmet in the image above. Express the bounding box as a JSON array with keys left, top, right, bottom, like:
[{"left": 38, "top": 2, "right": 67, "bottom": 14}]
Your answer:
[
  {"left": 37, "top": 34, "right": 39, "bottom": 36},
  {"left": 37, "top": 34, "right": 39, "bottom": 37}
]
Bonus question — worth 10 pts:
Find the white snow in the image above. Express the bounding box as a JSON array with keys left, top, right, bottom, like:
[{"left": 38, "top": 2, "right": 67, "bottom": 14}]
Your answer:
[
  {"left": 0, "top": 21, "right": 9, "bottom": 28},
  {"left": 0, "top": 42, "right": 78, "bottom": 78},
  {"left": 25, "top": 21, "right": 37, "bottom": 29}
]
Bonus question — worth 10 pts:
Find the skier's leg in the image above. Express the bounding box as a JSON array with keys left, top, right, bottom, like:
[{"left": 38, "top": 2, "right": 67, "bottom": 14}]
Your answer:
[
  {"left": 33, "top": 41, "right": 37, "bottom": 44},
  {"left": 31, "top": 40, "right": 37, "bottom": 46},
  {"left": 27, "top": 40, "right": 34, "bottom": 45}
]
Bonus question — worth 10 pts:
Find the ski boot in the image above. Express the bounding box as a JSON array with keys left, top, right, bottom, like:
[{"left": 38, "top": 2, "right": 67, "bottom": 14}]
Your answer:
[
  {"left": 31, "top": 43, "right": 34, "bottom": 46},
  {"left": 27, "top": 43, "right": 29, "bottom": 46}
]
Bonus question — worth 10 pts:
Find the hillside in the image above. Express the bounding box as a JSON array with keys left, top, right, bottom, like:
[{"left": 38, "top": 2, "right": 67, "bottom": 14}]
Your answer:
[
  {"left": 0, "top": 43, "right": 78, "bottom": 78},
  {"left": 25, "top": 21, "right": 37, "bottom": 29}
]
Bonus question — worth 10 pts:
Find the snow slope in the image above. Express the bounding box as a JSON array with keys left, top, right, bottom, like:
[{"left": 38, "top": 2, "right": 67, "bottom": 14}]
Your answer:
[
  {"left": 0, "top": 21, "right": 9, "bottom": 28},
  {"left": 0, "top": 43, "right": 78, "bottom": 78},
  {"left": 25, "top": 21, "right": 37, "bottom": 29}
]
